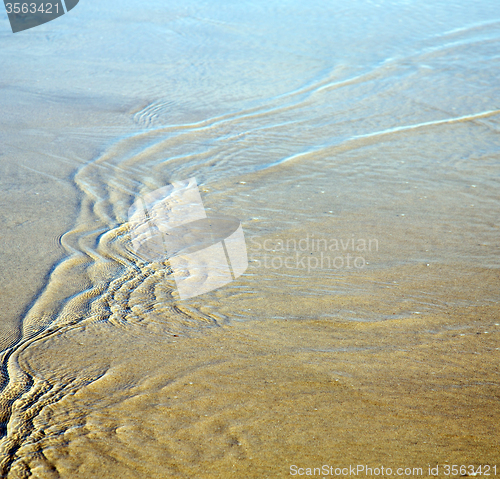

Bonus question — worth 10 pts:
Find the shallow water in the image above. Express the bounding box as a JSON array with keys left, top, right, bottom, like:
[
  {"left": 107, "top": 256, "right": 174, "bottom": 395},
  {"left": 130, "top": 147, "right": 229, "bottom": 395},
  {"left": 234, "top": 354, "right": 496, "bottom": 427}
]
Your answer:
[{"left": 0, "top": 0, "right": 499, "bottom": 477}]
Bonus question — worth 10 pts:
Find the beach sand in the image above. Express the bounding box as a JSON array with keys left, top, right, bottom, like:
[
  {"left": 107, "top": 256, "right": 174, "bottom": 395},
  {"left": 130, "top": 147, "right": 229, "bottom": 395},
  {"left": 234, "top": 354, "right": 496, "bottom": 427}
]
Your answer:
[{"left": 0, "top": 0, "right": 499, "bottom": 477}]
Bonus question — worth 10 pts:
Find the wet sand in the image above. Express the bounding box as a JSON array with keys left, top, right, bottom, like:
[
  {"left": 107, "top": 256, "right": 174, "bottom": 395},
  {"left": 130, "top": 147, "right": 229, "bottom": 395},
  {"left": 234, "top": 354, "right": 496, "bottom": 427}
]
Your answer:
[
  {"left": 1, "top": 0, "right": 499, "bottom": 477},
  {"left": 4, "top": 301, "right": 499, "bottom": 477}
]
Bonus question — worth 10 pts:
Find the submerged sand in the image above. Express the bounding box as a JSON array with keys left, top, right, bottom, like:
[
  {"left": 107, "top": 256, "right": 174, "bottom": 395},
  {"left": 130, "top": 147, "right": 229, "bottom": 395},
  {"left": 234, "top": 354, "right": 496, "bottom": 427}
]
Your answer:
[{"left": 1, "top": 0, "right": 499, "bottom": 477}]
